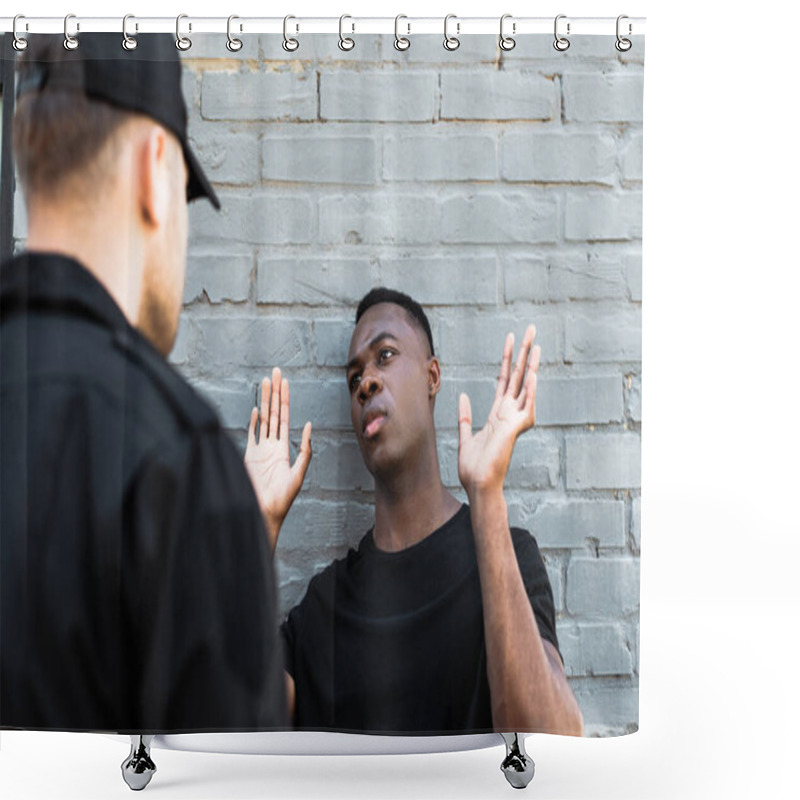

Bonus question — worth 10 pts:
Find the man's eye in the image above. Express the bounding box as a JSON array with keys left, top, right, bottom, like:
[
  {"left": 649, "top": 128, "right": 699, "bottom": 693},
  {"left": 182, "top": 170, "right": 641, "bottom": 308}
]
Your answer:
[
  {"left": 379, "top": 349, "right": 394, "bottom": 362},
  {"left": 348, "top": 374, "right": 361, "bottom": 392}
]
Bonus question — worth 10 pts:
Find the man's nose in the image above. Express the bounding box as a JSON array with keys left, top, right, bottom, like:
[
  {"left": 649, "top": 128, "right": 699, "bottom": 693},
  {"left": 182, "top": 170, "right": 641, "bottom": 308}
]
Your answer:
[{"left": 358, "top": 369, "right": 382, "bottom": 403}]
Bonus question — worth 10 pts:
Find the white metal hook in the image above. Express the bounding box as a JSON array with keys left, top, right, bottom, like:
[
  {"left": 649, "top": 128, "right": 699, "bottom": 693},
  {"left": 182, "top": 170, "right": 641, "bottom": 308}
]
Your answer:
[
  {"left": 554, "top": 14, "right": 570, "bottom": 52},
  {"left": 394, "top": 14, "right": 410, "bottom": 51},
  {"left": 444, "top": 13, "right": 460, "bottom": 51},
  {"left": 64, "top": 13, "right": 79, "bottom": 50},
  {"left": 339, "top": 14, "right": 355, "bottom": 51},
  {"left": 227, "top": 15, "right": 243, "bottom": 52},
  {"left": 499, "top": 14, "right": 516, "bottom": 51},
  {"left": 122, "top": 14, "right": 137, "bottom": 51},
  {"left": 12, "top": 14, "right": 29, "bottom": 51},
  {"left": 283, "top": 15, "right": 299, "bottom": 52},
  {"left": 176, "top": 13, "right": 192, "bottom": 51}
]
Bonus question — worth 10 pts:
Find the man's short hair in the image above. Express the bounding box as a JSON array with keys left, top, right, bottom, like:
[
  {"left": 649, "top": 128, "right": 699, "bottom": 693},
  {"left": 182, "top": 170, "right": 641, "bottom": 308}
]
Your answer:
[
  {"left": 13, "top": 39, "right": 132, "bottom": 199},
  {"left": 356, "top": 287, "right": 435, "bottom": 357}
]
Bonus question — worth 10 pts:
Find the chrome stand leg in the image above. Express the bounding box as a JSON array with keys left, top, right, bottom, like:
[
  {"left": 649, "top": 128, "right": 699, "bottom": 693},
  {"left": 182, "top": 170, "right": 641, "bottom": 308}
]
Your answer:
[
  {"left": 121, "top": 735, "right": 157, "bottom": 791},
  {"left": 499, "top": 733, "right": 535, "bottom": 789}
]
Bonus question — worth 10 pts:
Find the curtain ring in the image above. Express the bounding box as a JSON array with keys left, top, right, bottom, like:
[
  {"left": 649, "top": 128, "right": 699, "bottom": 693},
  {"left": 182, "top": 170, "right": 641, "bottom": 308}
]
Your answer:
[
  {"left": 394, "top": 14, "right": 410, "bottom": 51},
  {"left": 339, "top": 14, "right": 355, "bottom": 51},
  {"left": 63, "top": 14, "right": 79, "bottom": 50},
  {"left": 499, "top": 14, "right": 516, "bottom": 51},
  {"left": 443, "top": 14, "right": 460, "bottom": 51},
  {"left": 283, "top": 15, "right": 299, "bottom": 52},
  {"left": 553, "top": 14, "right": 570, "bottom": 51},
  {"left": 12, "top": 15, "right": 29, "bottom": 51},
  {"left": 122, "top": 14, "right": 138, "bottom": 51},
  {"left": 176, "top": 14, "right": 192, "bottom": 51},
  {"left": 615, "top": 14, "right": 632, "bottom": 52},
  {"left": 227, "top": 15, "right": 243, "bottom": 52}
]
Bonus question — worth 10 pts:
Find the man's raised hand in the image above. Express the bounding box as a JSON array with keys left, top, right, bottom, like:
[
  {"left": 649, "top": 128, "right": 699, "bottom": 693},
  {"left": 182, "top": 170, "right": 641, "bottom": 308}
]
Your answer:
[
  {"left": 457, "top": 325, "right": 540, "bottom": 498},
  {"left": 244, "top": 367, "right": 312, "bottom": 552}
]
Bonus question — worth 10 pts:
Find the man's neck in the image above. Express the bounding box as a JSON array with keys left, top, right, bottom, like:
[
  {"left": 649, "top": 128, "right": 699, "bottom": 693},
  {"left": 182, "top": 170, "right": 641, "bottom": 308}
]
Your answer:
[{"left": 372, "top": 450, "right": 463, "bottom": 553}]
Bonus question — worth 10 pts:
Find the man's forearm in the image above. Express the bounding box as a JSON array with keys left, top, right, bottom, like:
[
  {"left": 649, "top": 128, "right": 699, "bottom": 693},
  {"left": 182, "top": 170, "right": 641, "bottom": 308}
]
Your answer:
[{"left": 470, "top": 490, "right": 583, "bottom": 735}]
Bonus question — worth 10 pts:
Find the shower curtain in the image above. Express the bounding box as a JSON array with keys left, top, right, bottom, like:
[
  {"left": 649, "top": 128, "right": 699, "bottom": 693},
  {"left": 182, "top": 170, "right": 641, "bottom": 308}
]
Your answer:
[
  {"left": 180, "top": 28, "right": 643, "bottom": 739},
  {"left": 0, "top": 22, "right": 643, "bottom": 755}
]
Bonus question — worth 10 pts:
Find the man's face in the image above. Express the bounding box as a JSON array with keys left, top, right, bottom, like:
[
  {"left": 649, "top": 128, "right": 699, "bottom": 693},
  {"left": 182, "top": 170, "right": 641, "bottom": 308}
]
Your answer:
[
  {"left": 139, "top": 134, "right": 189, "bottom": 356},
  {"left": 346, "top": 303, "right": 437, "bottom": 478}
]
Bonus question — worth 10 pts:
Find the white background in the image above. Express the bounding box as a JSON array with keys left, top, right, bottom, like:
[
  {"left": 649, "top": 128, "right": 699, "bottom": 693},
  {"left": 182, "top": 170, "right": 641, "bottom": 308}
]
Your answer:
[{"left": 2, "top": 1, "right": 798, "bottom": 798}]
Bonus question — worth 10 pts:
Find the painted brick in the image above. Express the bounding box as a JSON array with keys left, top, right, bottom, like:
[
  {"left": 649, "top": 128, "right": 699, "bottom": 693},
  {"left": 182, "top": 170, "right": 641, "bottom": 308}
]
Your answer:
[
  {"left": 438, "top": 312, "right": 561, "bottom": 365},
  {"left": 503, "top": 257, "right": 549, "bottom": 303},
  {"left": 627, "top": 373, "right": 642, "bottom": 422},
  {"left": 502, "top": 132, "right": 616, "bottom": 185},
  {"left": 572, "top": 683, "right": 639, "bottom": 733},
  {"left": 626, "top": 251, "right": 643, "bottom": 302},
  {"left": 379, "top": 256, "right": 497, "bottom": 305},
  {"left": 566, "top": 434, "right": 641, "bottom": 489},
  {"left": 179, "top": 33, "right": 252, "bottom": 61},
  {"left": 262, "top": 135, "right": 378, "bottom": 184},
  {"left": 441, "top": 72, "right": 557, "bottom": 121},
  {"left": 314, "top": 318, "right": 354, "bottom": 367},
  {"left": 196, "top": 317, "right": 312, "bottom": 369},
  {"left": 548, "top": 254, "right": 628, "bottom": 301},
  {"left": 190, "top": 192, "right": 314, "bottom": 246},
  {"left": 559, "top": 623, "right": 634, "bottom": 676},
  {"left": 315, "top": 439, "right": 375, "bottom": 491},
  {"left": 184, "top": 251, "right": 252, "bottom": 304},
  {"left": 169, "top": 316, "right": 195, "bottom": 366},
  {"left": 565, "top": 191, "right": 643, "bottom": 241},
  {"left": 199, "top": 379, "right": 255, "bottom": 430},
  {"left": 318, "top": 194, "right": 439, "bottom": 244},
  {"left": 631, "top": 496, "right": 641, "bottom": 551},
  {"left": 383, "top": 131, "right": 497, "bottom": 181},
  {"left": 435, "top": 378, "right": 498, "bottom": 431},
  {"left": 188, "top": 124, "right": 260, "bottom": 186},
  {"left": 442, "top": 192, "right": 558, "bottom": 244},
  {"left": 566, "top": 557, "right": 640, "bottom": 616},
  {"left": 562, "top": 73, "right": 644, "bottom": 122},
  {"left": 257, "top": 257, "right": 375, "bottom": 306},
  {"left": 531, "top": 500, "right": 626, "bottom": 549},
  {"left": 540, "top": 375, "right": 624, "bottom": 426},
  {"left": 284, "top": 379, "right": 352, "bottom": 430},
  {"left": 565, "top": 307, "right": 642, "bottom": 363},
  {"left": 320, "top": 71, "right": 437, "bottom": 122},
  {"left": 276, "top": 498, "right": 375, "bottom": 557},
  {"left": 506, "top": 433, "right": 561, "bottom": 490},
  {"left": 621, "top": 130, "right": 644, "bottom": 182},
  {"left": 202, "top": 70, "right": 317, "bottom": 121}
]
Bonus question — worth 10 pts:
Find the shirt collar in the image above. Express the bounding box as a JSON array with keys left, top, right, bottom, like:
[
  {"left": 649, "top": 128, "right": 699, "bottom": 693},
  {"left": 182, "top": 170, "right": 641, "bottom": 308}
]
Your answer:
[{"left": 0, "top": 251, "right": 131, "bottom": 334}]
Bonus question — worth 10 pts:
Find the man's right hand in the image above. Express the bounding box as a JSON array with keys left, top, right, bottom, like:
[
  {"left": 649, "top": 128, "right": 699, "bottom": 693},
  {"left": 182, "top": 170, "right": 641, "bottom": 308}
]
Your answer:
[{"left": 245, "top": 367, "right": 312, "bottom": 552}]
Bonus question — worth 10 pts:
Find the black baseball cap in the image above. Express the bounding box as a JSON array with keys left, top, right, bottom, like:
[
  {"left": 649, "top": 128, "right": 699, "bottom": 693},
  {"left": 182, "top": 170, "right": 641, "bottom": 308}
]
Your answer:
[{"left": 16, "top": 33, "right": 220, "bottom": 210}]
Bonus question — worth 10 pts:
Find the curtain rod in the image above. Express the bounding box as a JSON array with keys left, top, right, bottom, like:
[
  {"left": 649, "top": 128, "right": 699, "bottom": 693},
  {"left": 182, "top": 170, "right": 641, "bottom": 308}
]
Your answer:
[{"left": 0, "top": 16, "right": 646, "bottom": 37}]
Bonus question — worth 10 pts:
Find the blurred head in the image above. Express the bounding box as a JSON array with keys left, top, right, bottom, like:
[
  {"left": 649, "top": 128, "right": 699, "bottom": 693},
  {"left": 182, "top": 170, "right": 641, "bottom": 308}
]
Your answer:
[
  {"left": 13, "top": 34, "right": 219, "bottom": 355},
  {"left": 346, "top": 288, "right": 440, "bottom": 479}
]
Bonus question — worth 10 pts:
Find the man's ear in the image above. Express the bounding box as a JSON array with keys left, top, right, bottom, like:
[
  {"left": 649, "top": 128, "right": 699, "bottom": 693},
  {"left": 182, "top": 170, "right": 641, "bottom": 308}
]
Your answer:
[
  {"left": 427, "top": 356, "right": 442, "bottom": 398},
  {"left": 138, "top": 125, "right": 170, "bottom": 228}
]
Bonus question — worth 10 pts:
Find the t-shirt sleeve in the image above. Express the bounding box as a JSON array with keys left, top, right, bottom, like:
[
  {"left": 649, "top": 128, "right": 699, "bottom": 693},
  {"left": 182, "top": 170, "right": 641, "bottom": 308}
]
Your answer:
[
  {"left": 510, "top": 528, "right": 562, "bottom": 662},
  {"left": 123, "top": 428, "right": 288, "bottom": 732}
]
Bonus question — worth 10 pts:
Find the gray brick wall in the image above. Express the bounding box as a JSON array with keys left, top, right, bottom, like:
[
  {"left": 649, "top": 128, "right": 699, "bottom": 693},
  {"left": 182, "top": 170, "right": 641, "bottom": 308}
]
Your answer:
[{"left": 15, "top": 33, "right": 643, "bottom": 737}]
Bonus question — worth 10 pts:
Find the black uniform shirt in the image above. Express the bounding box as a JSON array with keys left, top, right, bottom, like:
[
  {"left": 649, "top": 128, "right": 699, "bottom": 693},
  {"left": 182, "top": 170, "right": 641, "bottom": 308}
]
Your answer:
[
  {"left": 0, "top": 252, "right": 287, "bottom": 733},
  {"left": 281, "top": 503, "right": 560, "bottom": 735}
]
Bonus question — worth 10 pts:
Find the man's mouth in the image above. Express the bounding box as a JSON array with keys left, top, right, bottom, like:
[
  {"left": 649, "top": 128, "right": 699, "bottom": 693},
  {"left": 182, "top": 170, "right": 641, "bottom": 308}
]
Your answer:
[{"left": 362, "top": 410, "right": 387, "bottom": 439}]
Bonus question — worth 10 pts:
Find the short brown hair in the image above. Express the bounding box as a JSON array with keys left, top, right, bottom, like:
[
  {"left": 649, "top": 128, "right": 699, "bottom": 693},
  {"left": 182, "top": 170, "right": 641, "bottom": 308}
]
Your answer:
[{"left": 13, "top": 38, "right": 133, "bottom": 200}]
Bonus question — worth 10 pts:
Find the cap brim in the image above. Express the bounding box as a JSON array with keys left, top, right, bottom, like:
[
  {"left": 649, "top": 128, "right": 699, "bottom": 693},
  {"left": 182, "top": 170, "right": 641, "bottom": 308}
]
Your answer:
[{"left": 183, "top": 143, "right": 221, "bottom": 210}]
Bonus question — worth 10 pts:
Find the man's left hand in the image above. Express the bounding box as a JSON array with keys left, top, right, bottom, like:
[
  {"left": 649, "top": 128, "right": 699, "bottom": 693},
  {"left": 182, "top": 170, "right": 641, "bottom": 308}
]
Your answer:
[{"left": 457, "top": 325, "right": 540, "bottom": 499}]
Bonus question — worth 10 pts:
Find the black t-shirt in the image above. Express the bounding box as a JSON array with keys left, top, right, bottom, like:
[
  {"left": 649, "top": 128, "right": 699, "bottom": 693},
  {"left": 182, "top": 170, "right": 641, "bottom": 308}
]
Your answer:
[
  {"left": 281, "top": 503, "right": 559, "bottom": 735},
  {"left": 1, "top": 253, "right": 288, "bottom": 733}
]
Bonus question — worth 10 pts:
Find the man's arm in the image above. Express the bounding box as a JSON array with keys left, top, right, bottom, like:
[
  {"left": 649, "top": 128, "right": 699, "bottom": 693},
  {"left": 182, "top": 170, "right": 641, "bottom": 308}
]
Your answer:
[{"left": 458, "top": 326, "right": 583, "bottom": 735}]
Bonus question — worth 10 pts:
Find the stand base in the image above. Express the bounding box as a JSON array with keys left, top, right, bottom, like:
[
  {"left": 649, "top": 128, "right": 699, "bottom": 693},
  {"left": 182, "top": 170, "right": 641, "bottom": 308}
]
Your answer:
[
  {"left": 500, "top": 733, "right": 535, "bottom": 789},
  {"left": 121, "top": 735, "right": 156, "bottom": 791}
]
